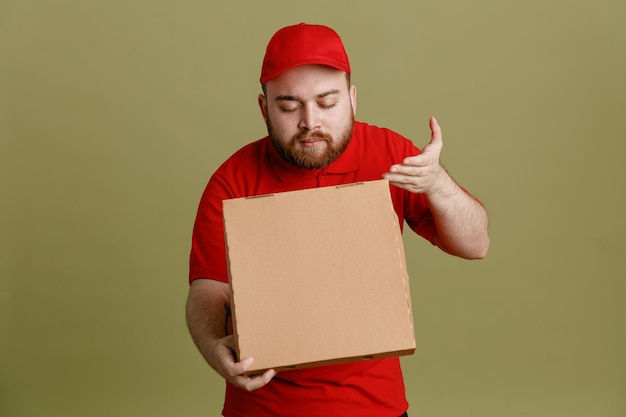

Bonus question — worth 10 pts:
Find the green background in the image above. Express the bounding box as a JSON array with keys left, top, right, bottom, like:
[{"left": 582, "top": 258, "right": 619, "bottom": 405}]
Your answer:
[{"left": 1, "top": 0, "right": 625, "bottom": 416}]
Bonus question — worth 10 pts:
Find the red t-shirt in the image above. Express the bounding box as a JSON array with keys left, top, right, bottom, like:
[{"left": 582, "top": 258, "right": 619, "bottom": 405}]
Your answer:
[{"left": 189, "top": 121, "right": 436, "bottom": 417}]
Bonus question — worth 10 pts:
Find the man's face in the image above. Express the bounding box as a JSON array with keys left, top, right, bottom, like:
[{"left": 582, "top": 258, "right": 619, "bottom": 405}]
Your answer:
[{"left": 259, "top": 65, "right": 357, "bottom": 169}]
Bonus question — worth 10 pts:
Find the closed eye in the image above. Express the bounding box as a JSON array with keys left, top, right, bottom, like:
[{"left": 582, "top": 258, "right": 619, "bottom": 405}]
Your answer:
[
  {"left": 318, "top": 89, "right": 340, "bottom": 109},
  {"left": 277, "top": 101, "right": 301, "bottom": 112},
  {"left": 318, "top": 100, "right": 337, "bottom": 109},
  {"left": 275, "top": 95, "right": 301, "bottom": 112}
]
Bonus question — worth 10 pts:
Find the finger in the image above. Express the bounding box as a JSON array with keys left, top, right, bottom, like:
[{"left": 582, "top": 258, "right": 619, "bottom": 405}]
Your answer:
[
  {"left": 386, "top": 179, "right": 424, "bottom": 194},
  {"left": 387, "top": 154, "right": 433, "bottom": 176},
  {"left": 226, "top": 356, "right": 254, "bottom": 378},
  {"left": 253, "top": 368, "right": 277, "bottom": 388},
  {"left": 212, "top": 337, "right": 247, "bottom": 377},
  {"left": 395, "top": 154, "right": 428, "bottom": 168},
  {"left": 422, "top": 116, "right": 443, "bottom": 155},
  {"left": 385, "top": 175, "right": 415, "bottom": 185},
  {"left": 222, "top": 334, "right": 236, "bottom": 350},
  {"left": 430, "top": 116, "right": 442, "bottom": 144},
  {"left": 385, "top": 165, "right": 426, "bottom": 180},
  {"left": 237, "top": 368, "right": 277, "bottom": 392},
  {"left": 383, "top": 173, "right": 419, "bottom": 188}
]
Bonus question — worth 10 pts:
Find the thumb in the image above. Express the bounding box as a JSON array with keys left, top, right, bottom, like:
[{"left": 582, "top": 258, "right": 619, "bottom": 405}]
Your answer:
[
  {"left": 222, "top": 334, "right": 236, "bottom": 350},
  {"left": 422, "top": 116, "right": 443, "bottom": 154}
]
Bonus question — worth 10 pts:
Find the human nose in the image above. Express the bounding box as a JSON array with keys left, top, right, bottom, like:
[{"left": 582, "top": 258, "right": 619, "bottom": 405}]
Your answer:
[{"left": 297, "top": 104, "right": 320, "bottom": 131}]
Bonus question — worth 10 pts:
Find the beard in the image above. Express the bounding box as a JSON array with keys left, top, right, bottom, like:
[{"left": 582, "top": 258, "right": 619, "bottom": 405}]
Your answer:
[{"left": 267, "top": 113, "right": 355, "bottom": 170}]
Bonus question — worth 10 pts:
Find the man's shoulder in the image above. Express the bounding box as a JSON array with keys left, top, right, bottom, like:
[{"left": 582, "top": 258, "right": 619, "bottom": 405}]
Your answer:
[
  {"left": 353, "top": 121, "right": 416, "bottom": 150},
  {"left": 354, "top": 120, "right": 409, "bottom": 139},
  {"left": 215, "top": 137, "right": 269, "bottom": 173},
  {"left": 229, "top": 136, "right": 268, "bottom": 159}
]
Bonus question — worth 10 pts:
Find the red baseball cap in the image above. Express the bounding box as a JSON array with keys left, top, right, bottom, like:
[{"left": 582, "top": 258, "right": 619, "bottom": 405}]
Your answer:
[{"left": 260, "top": 23, "right": 351, "bottom": 84}]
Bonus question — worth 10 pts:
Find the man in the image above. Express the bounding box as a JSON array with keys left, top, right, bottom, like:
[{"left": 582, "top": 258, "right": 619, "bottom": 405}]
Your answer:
[{"left": 186, "top": 23, "right": 489, "bottom": 417}]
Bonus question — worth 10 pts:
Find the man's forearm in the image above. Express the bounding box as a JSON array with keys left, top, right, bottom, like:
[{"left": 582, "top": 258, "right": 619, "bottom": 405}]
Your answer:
[
  {"left": 185, "top": 278, "right": 231, "bottom": 366},
  {"left": 426, "top": 173, "right": 490, "bottom": 259},
  {"left": 185, "top": 277, "right": 277, "bottom": 390}
]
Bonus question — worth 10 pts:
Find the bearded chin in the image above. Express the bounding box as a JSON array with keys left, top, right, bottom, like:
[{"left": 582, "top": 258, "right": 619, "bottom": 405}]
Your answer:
[{"left": 268, "top": 115, "right": 354, "bottom": 170}]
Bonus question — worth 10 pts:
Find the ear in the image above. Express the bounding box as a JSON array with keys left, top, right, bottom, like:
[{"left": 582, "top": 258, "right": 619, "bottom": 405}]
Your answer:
[
  {"left": 258, "top": 93, "right": 269, "bottom": 123},
  {"left": 349, "top": 85, "right": 357, "bottom": 117}
]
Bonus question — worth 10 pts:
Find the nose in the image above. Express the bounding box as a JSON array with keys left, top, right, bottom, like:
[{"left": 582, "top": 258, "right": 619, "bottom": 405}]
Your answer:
[{"left": 298, "top": 104, "right": 320, "bottom": 131}]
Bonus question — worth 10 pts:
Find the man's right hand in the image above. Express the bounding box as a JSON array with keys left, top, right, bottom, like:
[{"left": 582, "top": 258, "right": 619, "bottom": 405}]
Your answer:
[
  {"left": 208, "top": 334, "right": 276, "bottom": 391},
  {"left": 186, "top": 278, "right": 276, "bottom": 392}
]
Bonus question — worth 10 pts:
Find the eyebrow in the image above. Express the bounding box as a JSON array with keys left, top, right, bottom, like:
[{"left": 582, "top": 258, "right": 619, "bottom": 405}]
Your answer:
[{"left": 275, "top": 89, "right": 341, "bottom": 102}]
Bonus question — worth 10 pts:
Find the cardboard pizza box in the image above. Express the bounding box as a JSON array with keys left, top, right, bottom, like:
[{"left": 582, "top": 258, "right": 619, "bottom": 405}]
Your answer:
[{"left": 222, "top": 179, "right": 415, "bottom": 374}]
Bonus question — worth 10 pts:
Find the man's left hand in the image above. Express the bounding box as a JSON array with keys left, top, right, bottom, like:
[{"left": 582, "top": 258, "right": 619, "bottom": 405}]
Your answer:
[{"left": 382, "top": 116, "right": 449, "bottom": 195}]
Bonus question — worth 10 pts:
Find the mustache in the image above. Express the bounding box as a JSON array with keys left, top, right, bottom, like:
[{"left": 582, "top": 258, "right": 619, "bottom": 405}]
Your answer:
[{"left": 295, "top": 131, "right": 332, "bottom": 142}]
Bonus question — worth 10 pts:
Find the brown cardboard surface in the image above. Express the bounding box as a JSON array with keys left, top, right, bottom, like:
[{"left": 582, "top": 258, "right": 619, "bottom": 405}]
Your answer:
[{"left": 222, "top": 179, "right": 415, "bottom": 374}]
